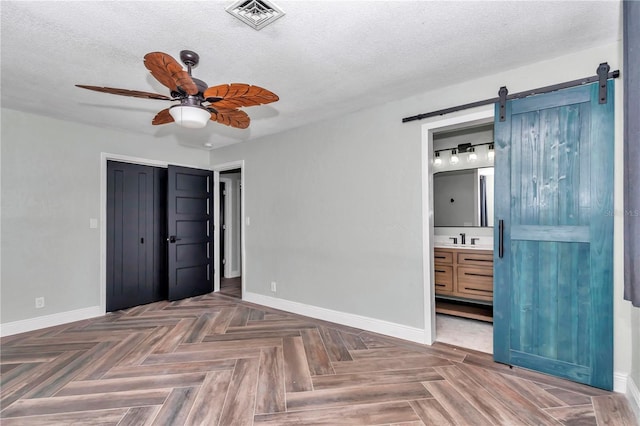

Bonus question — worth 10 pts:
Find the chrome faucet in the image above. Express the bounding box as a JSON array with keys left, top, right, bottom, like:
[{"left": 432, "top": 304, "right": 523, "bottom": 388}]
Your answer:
[{"left": 460, "top": 233, "right": 466, "bottom": 245}]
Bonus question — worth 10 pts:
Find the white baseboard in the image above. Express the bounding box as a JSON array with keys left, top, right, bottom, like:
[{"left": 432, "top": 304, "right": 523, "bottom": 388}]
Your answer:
[
  {"left": 227, "top": 270, "right": 241, "bottom": 278},
  {"left": 243, "top": 291, "right": 426, "bottom": 344},
  {"left": 615, "top": 372, "right": 628, "bottom": 394},
  {"left": 611, "top": 372, "right": 640, "bottom": 418},
  {"left": 0, "top": 306, "right": 103, "bottom": 337},
  {"left": 627, "top": 375, "right": 640, "bottom": 420}
]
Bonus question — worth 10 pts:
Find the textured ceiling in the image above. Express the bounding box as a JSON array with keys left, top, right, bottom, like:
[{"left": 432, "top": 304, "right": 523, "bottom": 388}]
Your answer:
[{"left": 1, "top": 1, "right": 621, "bottom": 150}]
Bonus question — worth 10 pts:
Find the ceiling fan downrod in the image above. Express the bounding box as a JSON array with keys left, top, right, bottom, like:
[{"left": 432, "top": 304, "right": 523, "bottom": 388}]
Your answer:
[{"left": 180, "top": 50, "right": 200, "bottom": 76}]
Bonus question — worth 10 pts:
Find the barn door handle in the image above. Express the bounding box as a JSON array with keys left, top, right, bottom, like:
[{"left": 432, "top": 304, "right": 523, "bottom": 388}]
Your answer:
[
  {"left": 498, "top": 219, "right": 504, "bottom": 258},
  {"left": 168, "top": 235, "right": 182, "bottom": 243}
]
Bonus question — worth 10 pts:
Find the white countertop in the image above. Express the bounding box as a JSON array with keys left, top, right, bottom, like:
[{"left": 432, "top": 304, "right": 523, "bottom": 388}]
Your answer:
[{"left": 434, "top": 243, "right": 493, "bottom": 251}]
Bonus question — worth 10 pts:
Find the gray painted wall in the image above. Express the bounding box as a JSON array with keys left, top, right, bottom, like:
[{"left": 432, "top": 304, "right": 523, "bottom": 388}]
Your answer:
[
  {"left": 0, "top": 109, "right": 210, "bottom": 323},
  {"left": 211, "top": 108, "right": 425, "bottom": 327},
  {"left": 210, "top": 42, "right": 635, "bottom": 379}
]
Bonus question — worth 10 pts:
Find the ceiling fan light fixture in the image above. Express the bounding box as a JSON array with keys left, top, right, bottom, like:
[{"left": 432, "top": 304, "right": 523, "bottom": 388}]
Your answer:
[{"left": 169, "top": 105, "right": 210, "bottom": 129}]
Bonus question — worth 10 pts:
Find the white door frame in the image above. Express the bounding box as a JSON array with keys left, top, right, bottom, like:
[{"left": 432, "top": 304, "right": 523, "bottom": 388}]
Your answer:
[
  {"left": 212, "top": 160, "right": 245, "bottom": 298},
  {"left": 421, "top": 108, "right": 494, "bottom": 344},
  {"left": 219, "top": 177, "right": 233, "bottom": 278},
  {"left": 99, "top": 153, "right": 213, "bottom": 314}
]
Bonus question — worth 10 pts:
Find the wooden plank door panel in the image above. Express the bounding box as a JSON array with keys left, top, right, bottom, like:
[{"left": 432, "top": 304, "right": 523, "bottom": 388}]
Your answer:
[{"left": 494, "top": 81, "right": 614, "bottom": 390}]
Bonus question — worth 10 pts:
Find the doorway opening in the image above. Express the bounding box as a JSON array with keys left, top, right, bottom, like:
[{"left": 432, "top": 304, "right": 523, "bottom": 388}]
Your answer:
[
  {"left": 213, "top": 161, "right": 245, "bottom": 300},
  {"left": 421, "top": 108, "right": 495, "bottom": 354},
  {"left": 218, "top": 168, "right": 242, "bottom": 298}
]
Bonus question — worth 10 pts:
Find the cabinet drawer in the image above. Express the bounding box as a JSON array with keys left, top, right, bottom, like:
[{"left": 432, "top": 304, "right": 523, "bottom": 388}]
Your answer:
[
  {"left": 457, "top": 251, "right": 493, "bottom": 267},
  {"left": 434, "top": 249, "right": 453, "bottom": 265},
  {"left": 457, "top": 266, "right": 493, "bottom": 301},
  {"left": 434, "top": 265, "right": 453, "bottom": 293}
]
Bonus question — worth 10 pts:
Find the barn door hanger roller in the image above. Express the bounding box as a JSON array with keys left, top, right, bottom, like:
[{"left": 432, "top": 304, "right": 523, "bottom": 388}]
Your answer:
[{"left": 497, "top": 62, "right": 615, "bottom": 121}]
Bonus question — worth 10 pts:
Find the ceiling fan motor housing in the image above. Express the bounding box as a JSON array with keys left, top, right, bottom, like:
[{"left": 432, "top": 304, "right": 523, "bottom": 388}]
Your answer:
[{"left": 171, "top": 77, "right": 208, "bottom": 99}]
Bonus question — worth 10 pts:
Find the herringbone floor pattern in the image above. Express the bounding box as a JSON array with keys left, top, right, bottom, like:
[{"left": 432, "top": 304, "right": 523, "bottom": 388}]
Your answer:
[{"left": 1, "top": 292, "right": 637, "bottom": 425}]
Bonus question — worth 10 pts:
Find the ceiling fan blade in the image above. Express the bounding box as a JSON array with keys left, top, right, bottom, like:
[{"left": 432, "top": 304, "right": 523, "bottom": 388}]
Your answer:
[
  {"left": 208, "top": 108, "right": 250, "bottom": 129},
  {"left": 152, "top": 108, "right": 174, "bottom": 125},
  {"left": 143, "top": 52, "right": 198, "bottom": 96},
  {"left": 204, "top": 84, "right": 279, "bottom": 109},
  {"left": 76, "top": 85, "right": 172, "bottom": 100}
]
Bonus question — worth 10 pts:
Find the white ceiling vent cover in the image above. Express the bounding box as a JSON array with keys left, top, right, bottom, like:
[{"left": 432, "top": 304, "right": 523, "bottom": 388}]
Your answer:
[{"left": 226, "top": 0, "right": 285, "bottom": 30}]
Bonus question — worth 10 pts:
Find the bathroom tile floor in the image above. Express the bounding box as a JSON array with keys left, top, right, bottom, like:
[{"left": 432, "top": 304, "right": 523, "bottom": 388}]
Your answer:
[{"left": 436, "top": 313, "right": 493, "bottom": 354}]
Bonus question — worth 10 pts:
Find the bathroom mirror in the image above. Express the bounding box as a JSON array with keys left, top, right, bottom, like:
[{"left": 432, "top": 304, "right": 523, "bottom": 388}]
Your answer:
[{"left": 433, "top": 167, "right": 494, "bottom": 227}]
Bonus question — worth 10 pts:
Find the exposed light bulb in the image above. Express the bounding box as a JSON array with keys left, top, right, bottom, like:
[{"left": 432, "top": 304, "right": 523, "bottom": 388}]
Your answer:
[
  {"left": 468, "top": 147, "right": 477, "bottom": 162},
  {"left": 450, "top": 149, "right": 459, "bottom": 165},
  {"left": 487, "top": 143, "right": 495, "bottom": 161},
  {"left": 434, "top": 151, "right": 442, "bottom": 166}
]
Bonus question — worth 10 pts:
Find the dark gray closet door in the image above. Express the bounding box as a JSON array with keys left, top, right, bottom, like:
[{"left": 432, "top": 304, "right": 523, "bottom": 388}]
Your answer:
[
  {"left": 167, "top": 165, "right": 214, "bottom": 301},
  {"left": 106, "top": 161, "right": 167, "bottom": 311}
]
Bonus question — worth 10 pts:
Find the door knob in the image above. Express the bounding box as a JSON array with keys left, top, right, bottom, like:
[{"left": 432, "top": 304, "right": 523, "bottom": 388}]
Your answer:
[{"left": 168, "top": 235, "right": 182, "bottom": 243}]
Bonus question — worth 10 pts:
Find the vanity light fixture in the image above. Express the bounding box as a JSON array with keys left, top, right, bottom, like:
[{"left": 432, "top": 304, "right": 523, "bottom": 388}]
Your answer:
[
  {"left": 433, "top": 142, "right": 494, "bottom": 167},
  {"left": 434, "top": 151, "right": 442, "bottom": 166},
  {"left": 450, "top": 149, "right": 459, "bottom": 165}
]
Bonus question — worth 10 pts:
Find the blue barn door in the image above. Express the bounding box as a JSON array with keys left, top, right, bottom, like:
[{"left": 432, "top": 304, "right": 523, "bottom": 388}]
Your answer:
[{"left": 493, "top": 81, "right": 614, "bottom": 390}]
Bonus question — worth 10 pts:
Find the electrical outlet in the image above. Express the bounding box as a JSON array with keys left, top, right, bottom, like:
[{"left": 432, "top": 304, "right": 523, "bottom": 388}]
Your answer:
[
  {"left": 270, "top": 281, "right": 277, "bottom": 292},
  {"left": 35, "top": 297, "right": 45, "bottom": 309}
]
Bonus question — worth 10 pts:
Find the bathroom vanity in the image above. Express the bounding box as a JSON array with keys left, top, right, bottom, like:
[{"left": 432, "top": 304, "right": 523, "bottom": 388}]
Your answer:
[{"left": 434, "top": 246, "right": 493, "bottom": 322}]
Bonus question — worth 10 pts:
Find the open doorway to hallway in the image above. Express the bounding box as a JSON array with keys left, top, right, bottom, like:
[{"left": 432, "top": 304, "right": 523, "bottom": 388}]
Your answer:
[{"left": 219, "top": 168, "right": 242, "bottom": 298}]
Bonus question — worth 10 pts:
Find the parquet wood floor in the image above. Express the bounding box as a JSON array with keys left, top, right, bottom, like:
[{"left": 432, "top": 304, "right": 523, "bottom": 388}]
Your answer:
[{"left": 1, "top": 292, "right": 637, "bottom": 425}]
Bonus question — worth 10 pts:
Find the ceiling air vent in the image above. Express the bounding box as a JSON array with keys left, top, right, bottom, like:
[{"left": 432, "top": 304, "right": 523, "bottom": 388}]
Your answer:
[{"left": 226, "top": 0, "right": 285, "bottom": 31}]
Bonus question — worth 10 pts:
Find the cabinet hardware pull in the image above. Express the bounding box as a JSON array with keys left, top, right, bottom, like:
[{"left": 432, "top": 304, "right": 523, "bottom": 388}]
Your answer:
[
  {"left": 465, "top": 287, "right": 493, "bottom": 293},
  {"left": 463, "top": 272, "right": 493, "bottom": 278},
  {"left": 463, "top": 258, "right": 492, "bottom": 262}
]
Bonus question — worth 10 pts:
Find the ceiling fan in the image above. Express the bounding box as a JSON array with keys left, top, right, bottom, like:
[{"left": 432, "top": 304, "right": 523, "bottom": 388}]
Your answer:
[{"left": 76, "top": 50, "right": 279, "bottom": 129}]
